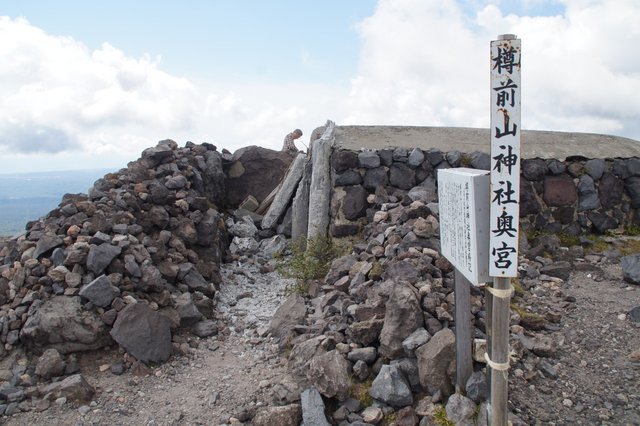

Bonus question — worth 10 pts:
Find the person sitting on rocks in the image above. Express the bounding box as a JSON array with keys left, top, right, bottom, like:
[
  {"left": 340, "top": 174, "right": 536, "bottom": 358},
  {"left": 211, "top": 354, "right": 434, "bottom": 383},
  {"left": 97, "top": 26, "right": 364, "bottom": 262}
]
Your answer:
[{"left": 282, "top": 129, "right": 303, "bottom": 153}]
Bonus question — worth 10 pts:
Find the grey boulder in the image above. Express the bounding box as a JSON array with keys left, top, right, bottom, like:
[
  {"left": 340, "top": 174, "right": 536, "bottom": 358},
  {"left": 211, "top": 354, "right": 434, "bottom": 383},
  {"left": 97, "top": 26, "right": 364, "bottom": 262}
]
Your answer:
[
  {"left": 110, "top": 303, "right": 172, "bottom": 363},
  {"left": 622, "top": 254, "right": 640, "bottom": 285},
  {"left": 20, "top": 296, "right": 112, "bottom": 354},
  {"left": 79, "top": 275, "right": 120, "bottom": 308}
]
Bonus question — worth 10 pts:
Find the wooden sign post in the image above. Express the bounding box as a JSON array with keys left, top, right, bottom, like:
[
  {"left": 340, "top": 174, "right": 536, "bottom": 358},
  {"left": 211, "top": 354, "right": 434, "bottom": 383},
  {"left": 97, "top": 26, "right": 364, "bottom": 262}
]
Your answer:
[
  {"left": 488, "top": 34, "right": 521, "bottom": 426},
  {"left": 438, "top": 168, "right": 491, "bottom": 391}
]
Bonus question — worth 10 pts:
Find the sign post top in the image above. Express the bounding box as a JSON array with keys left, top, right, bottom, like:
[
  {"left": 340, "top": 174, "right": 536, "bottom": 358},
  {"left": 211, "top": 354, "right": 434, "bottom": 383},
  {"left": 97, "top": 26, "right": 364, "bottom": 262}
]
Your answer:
[{"left": 497, "top": 34, "right": 517, "bottom": 40}]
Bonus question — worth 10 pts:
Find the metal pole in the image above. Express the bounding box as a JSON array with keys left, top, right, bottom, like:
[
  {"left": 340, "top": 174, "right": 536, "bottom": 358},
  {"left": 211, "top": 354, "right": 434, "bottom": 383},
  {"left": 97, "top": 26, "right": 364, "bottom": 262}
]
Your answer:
[
  {"left": 485, "top": 284, "right": 493, "bottom": 419},
  {"left": 454, "top": 269, "right": 473, "bottom": 391},
  {"left": 490, "top": 277, "right": 511, "bottom": 425}
]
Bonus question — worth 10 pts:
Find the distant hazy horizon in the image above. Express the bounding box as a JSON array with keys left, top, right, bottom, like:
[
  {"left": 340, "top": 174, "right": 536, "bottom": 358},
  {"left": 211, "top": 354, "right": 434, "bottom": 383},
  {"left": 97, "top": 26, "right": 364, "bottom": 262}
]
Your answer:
[{"left": 0, "top": 168, "right": 110, "bottom": 236}]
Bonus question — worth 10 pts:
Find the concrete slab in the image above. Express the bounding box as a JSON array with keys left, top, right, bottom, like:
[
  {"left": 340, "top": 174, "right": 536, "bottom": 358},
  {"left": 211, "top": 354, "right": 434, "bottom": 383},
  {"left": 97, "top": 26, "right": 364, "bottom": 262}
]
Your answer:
[{"left": 330, "top": 126, "right": 640, "bottom": 160}]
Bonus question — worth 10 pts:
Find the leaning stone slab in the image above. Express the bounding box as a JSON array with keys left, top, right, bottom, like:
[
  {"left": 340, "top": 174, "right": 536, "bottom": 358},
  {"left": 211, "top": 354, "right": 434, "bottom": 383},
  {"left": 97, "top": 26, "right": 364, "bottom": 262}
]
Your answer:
[
  {"left": 268, "top": 294, "right": 306, "bottom": 341},
  {"left": 379, "top": 282, "right": 424, "bottom": 359},
  {"left": 291, "top": 156, "right": 312, "bottom": 241},
  {"left": 262, "top": 153, "right": 307, "bottom": 230},
  {"left": 307, "top": 121, "right": 335, "bottom": 239}
]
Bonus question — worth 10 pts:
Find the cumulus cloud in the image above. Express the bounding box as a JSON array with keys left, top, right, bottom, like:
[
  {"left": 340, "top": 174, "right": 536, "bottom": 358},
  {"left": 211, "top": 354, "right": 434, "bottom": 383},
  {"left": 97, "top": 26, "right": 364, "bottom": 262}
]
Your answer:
[
  {"left": 0, "top": 16, "right": 199, "bottom": 158},
  {"left": 0, "top": 16, "right": 342, "bottom": 172},
  {"left": 346, "top": 0, "right": 640, "bottom": 139},
  {"left": 2, "top": 1, "right": 639, "bottom": 173}
]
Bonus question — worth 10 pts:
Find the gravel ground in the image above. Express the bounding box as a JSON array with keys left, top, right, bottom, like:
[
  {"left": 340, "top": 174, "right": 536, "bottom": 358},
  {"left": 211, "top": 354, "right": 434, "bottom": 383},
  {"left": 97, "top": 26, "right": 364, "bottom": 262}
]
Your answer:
[
  {"left": 508, "top": 252, "right": 640, "bottom": 425},
  {"left": 1, "top": 240, "right": 639, "bottom": 425},
  {"left": 1, "top": 259, "right": 294, "bottom": 426}
]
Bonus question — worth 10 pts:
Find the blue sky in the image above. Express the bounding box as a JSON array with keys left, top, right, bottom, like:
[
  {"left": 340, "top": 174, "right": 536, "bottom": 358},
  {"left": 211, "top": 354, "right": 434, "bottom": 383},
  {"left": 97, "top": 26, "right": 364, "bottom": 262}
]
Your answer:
[
  {"left": 1, "top": 0, "right": 639, "bottom": 173},
  {"left": 3, "top": 1, "right": 374, "bottom": 84}
]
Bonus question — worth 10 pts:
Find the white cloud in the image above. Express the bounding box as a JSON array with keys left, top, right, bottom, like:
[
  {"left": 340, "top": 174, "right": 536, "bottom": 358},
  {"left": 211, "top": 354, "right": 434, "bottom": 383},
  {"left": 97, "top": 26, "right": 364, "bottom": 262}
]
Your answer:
[
  {"left": 0, "top": 16, "right": 340, "bottom": 172},
  {"left": 0, "top": 16, "right": 198, "bottom": 160},
  {"left": 346, "top": 0, "right": 640, "bottom": 139},
  {"left": 2, "top": 2, "right": 639, "bottom": 173}
]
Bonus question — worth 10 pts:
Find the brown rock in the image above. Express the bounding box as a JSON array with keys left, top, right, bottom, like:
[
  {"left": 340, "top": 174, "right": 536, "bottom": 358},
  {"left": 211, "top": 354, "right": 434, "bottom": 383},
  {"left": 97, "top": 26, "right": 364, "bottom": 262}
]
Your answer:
[
  {"left": 226, "top": 146, "right": 293, "bottom": 207},
  {"left": 543, "top": 174, "right": 577, "bottom": 207}
]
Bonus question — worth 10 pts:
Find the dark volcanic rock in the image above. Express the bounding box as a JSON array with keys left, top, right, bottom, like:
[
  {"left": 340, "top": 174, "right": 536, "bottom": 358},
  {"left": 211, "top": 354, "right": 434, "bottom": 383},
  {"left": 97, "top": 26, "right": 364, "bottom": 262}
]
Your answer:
[
  {"left": 389, "top": 163, "right": 416, "bottom": 190},
  {"left": 335, "top": 170, "right": 363, "bottom": 186},
  {"left": 522, "top": 159, "right": 548, "bottom": 181},
  {"left": 622, "top": 254, "right": 640, "bottom": 285},
  {"left": 79, "top": 275, "right": 121, "bottom": 308},
  {"left": 20, "top": 296, "right": 112, "bottom": 354},
  {"left": 363, "top": 167, "right": 389, "bottom": 192},
  {"left": 332, "top": 150, "right": 359, "bottom": 172},
  {"left": 86, "top": 244, "right": 122, "bottom": 275},
  {"left": 369, "top": 364, "right": 413, "bottom": 408},
  {"left": 342, "top": 185, "right": 368, "bottom": 220},
  {"left": 416, "top": 328, "right": 455, "bottom": 397},
  {"left": 599, "top": 173, "right": 624, "bottom": 208},
  {"left": 33, "top": 233, "right": 64, "bottom": 259},
  {"left": 110, "top": 303, "right": 172, "bottom": 363}
]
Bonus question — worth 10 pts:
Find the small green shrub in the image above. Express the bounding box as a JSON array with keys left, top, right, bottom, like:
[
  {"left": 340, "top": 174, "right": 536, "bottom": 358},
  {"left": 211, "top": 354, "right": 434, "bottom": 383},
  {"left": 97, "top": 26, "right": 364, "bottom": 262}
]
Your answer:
[
  {"left": 382, "top": 411, "right": 397, "bottom": 425},
  {"left": 619, "top": 239, "right": 640, "bottom": 255},
  {"left": 277, "top": 234, "right": 344, "bottom": 294},
  {"left": 369, "top": 261, "right": 384, "bottom": 281},
  {"left": 433, "top": 405, "right": 455, "bottom": 426},
  {"left": 349, "top": 378, "right": 373, "bottom": 407},
  {"left": 511, "top": 303, "right": 546, "bottom": 330},
  {"left": 558, "top": 233, "right": 580, "bottom": 247},
  {"left": 584, "top": 236, "right": 609, "bottom": 254},
  {"left": 511, "top": 278, "right": 525, "bottom": 298},
  {"left": 624, "top": 224, "right": 640, "bottom": 236}
]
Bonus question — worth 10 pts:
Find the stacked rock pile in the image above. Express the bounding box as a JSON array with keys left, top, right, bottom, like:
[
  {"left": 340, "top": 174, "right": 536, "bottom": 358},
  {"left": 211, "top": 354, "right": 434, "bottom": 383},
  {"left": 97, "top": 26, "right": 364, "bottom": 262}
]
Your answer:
[
  {"left": 0, "top": 140, "right": 233, "bottom": 407},
  {"left": 271, "top": 186, "right": 633, "bottom": 425}
]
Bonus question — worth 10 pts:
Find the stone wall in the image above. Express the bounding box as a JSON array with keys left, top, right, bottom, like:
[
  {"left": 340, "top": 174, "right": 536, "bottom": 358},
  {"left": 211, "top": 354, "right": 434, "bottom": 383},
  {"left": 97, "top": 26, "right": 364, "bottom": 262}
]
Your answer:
[{"left": 329, "top": 147, "right": 640, "bottom": 237}]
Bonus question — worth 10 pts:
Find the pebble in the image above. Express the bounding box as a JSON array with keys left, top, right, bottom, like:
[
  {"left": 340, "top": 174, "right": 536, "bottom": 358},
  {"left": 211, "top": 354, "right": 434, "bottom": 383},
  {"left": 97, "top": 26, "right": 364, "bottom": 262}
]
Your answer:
[
  {"left": 562, "top": 399, "right": 573, "bottom": 407},
  {"left": 78, "top": 405, "right": 91, "bottom": 415}
]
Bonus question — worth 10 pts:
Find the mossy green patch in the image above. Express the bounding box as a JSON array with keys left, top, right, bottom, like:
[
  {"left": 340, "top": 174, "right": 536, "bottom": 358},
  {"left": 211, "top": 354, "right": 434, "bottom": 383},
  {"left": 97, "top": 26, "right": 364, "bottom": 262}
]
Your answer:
[
  {"left": 277, "top": 234, "right": 345, "bottom": 294},
  {"left": 433, "top": 405, "right": 455, "bottom": 426}
]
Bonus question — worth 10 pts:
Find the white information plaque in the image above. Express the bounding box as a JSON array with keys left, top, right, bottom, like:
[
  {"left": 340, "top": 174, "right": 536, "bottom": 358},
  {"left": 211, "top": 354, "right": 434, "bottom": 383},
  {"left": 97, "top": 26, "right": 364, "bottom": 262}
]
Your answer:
[{"left": 438, "top": 168, "right": 491, "bottom": 286}]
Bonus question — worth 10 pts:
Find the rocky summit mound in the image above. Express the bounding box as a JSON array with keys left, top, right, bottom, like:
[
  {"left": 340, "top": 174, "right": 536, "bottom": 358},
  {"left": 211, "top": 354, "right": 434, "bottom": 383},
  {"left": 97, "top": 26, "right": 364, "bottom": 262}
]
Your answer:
[
  {"left": 0, "top": 135, "right": 639, "bottom": 425},
  {"left": 0, "top": 140, "right": 296, "bottom": 414},
  {"left": 0, "top": 140, "right": 230, "bottom": 358}
]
